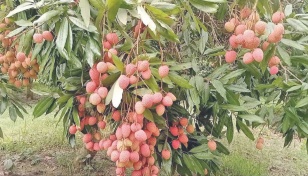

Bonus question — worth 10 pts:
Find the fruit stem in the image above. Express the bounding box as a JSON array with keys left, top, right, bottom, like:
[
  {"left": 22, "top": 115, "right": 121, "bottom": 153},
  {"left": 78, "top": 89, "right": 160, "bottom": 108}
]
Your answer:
[
  {"left": 253, "top": 0, "right": 259, "bottom": 10},
  {"left": 279, "top": 62, "right": 304, "bottom": 84}
]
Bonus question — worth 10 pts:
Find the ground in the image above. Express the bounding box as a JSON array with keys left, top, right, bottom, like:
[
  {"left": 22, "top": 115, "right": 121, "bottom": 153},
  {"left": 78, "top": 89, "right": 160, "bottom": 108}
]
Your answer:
[{"left": 0, "top": 108, "right": 307, "bottom": 176}]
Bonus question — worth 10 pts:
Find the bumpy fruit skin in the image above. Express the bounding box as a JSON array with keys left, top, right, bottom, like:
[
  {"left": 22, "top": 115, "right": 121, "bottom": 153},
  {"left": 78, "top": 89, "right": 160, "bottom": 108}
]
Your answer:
[
  {"left": 274, "top": 23, "right": 285, "bottom": 36},
  {"left": 110, "top": 150, "right": 120, "bottom": 162},
  {"left": 158, "top": 65, "right": 169, "bottom": 78},
  {"left": 179, "top": 118, "right": 188, "bottom": 127},
  {"left": 169, "top": 126, "right": 179, "bottom": 136},
  {"left": 88, "top": 116, "right": 97, "bottom": 125},
  {"left": 42, "top": 31, "right": 53, "bottom": 41},
  {"left": 16, "top": 52, "right": 26, "bottom": 62},
  {"left": 142, "top": 94, "right": 154, "bottom": 108},
  {"left": 153, "top": 92, "right": 163, "bottom": 104},
  {"left": 268, "top": 56, "right": 280, "bottom": 67},
  {"left": 272, "top": 11, "right": 285, "bottom": 24},
  {"left": 141, "top": 68, "right": 151, "bottom": 80},
  {"left": 135, "top": 130, "right": 147, "bottom": 141},
  {"left": 121, "top": 123, "right": 131, "bottom": 138},
  {"left": 225, "top": 50, "right": 237, "bottom": 63},
  {"left": 97, "top": 62, "right": 108, "bottom": 73},
  {"left": 243, "top": 52, "right": 254, "bottom": 64},
  {"left": 125, "top": 63, "right": 137, "bottom": 76},
  {"left": 129, "top": 151, "right": 140, "bottom": 163},
  {"left": 129, "top": 75, "right": 138, "bottom": 84},
  {"left": 255, "top": 21, "right": 267, "bottom": 35},
  {"left": 156, "top": 104, "right": 165, "bottom": 116},
  {"left": 166, "top": 92, "right": 176, "bottom": 101},
  {"left": 97, "top": 87, "right": 108, "bottom": 98},
  {"left": 186, "top": 124, "right": 195, "bottom": 134},
  {"left": 106, "top": 33, "right": 119, "bottom": 45},
  {"left": 162, "top": 149, "right": 171, "bottom": 160},
  {"left": 89, "top": 93, "right": 101, "bottom": 105},
  {"left": 252, "top": 48, "right": 264, "bottom": 62},
  {"left": 97, "top": 121, "right": 106, "bottom": 129},
  {"left": 137, "top": 60, "right": 149, "bottom": 72},
  {"left": 112, "top": 110, "right": 121, "bottom": 121},
  {"left": 69, "top": 125, "right": 77, "bottom": 134},
  {"left": 135, "top": 101, "right": 145, "bottom": 114},
  {"left": 179, "top": 134, "right": 188, "bottom": 143},
  {"left": 162, "top": 96, "right": 173, "bottom": 107},
  {"left": 83, "top": 133, "right": 92, "bottom": 143},
  {"left": 262, "top": 41, "right": 270, "bottom": 51},
  {"left": 208, "top": 140, "right": 217, "bottom": 151},
  {"left": 119, "top": 150, "right": 130, "bottom": 162},
  {"left": 269, "top": 66, "right": 279, "bottom": 75},
  {"left": 257, "top": 137, "right": 264, "bottom": 144},
  {"left": 229, "top": 35, "right": 238, "bottom": 48},
  {"left": 33, "top": 33, "right": 44, "bottom": 43},
  {"left": 118, "top": 75, "right": 130, "bottom": 89},
  {"left": 240, "top": 7, "right": 252, "bottom": 19},
  {"left": 224, "top": 22, "right": 235, "bottom": 33},
  {"left": 140, "top": 143, "right": 151, "bottom": 157},
  {"left": 172, "top": 139, "right": 181, "bottom": 149},
  {"left": 107, "top": 48, "right": 118, "bottom": 59},
  {"left": 234, "top": 24, "right": 247, "bottom": 35},
  {"left": 103, "top": 41, "right": 112, "bottom": 50}
]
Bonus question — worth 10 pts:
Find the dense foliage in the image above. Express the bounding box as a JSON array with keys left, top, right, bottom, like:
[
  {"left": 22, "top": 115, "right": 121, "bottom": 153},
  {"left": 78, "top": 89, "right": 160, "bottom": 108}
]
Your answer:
[{"left": 1, "top": 0, "right": 308, "bottom": 175}]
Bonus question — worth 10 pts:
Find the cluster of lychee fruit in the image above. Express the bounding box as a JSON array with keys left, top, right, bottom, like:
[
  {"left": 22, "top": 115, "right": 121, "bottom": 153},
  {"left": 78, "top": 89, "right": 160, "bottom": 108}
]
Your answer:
[
  {"left": 32, "top": 31, "right": 54, "bottom": 43},
  {"left": 169, "top": 118, "right": 194, "bottom": 149},
  {"left": 224, "top": 7, "right": 285, "bottom": 75},
  {"left": 0, "top": 19, "right": 39, "bottom": 87}
]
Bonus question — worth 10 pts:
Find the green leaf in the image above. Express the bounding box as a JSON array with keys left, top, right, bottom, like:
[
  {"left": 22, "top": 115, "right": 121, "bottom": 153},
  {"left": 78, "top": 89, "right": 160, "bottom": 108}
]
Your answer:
[
  {"left": 291, "top": 55, "right": 308, "bottom": 65},
  {"left": 277, "top": 45, "right": 291, "bottom": 66},
  {"left": 189, "top": 0, "right": 219, "bottom": 13},
  {"left": 286, "top": 18, "right": 308, "bottom": 32},
  {"left": 220, "top": 104, "right": 246, "bottom": 111},
  {"left": 295, "top": 97, "right": 308, "bottom": 108},
  {"left": 9, "top": 107, "right": 17, "bottom": 122},
  {"left": 107, "top": 0, "right": 123, "bottom": 21},
  {"left": 72, "top": 108, "right": 80, "bottom": 126},
  {"left": 226, "top": 117, "right": 234, "bottom": 143},
  {"left": 112, "top": 55, "right": 124, "bottom": 72},
  {"left": 143, "top": 109, "right": 154, "bottom": 122},
  {"left": 193, "top": 152, "right": 214, "bottom": 160},
  {"left": 79, "top": 0, "right": 91, "bottom": 27},
  {"left": 6, "top": 2, "right": 35, "bottom": 17},
  {"left": 236, "top": 119, "right": 255, "bottom": 140},
  {"left": 220, "top": 69, "right": 246, "bottom": 82},
  {"left": 189, "top": 144, "right": 207, "bottom": 153},
  {"left": 56, "top": 18, "right": 69, "bottom": 52},
  {"left": 33, "top": 10, "right": 60, "bottom": 24},
  {"left": 212, "top": 80, "right": 227, "bottom": 101},
  {"left": 169, "top": 72, "right": 193, "bottom": 89},
  {"left": 281, "top": 39, "right": 305, "bottom": 51},
  {"left": 144, "top": 75, "right": 160, "bottom": 92},
  {"left": 6, "top": 26, "right": 27, "bottom": 38},
  {"left": 33, "top": 97, "right": 55, "bottom": 118},
  {"left": 15, "top": 19, "right": 33, "bottom": 26},
  {"left": 284, "top": 4, "right": 292, "bottom": 16},
  {"left": 101, "top": 72, "right": 121, "bottom": 87},
  {"left": 238, "top": 114, "right": 265, "bottom": 123},
  {"left": 183, "top": 154, "right": 196, "bottom": 173},
  {"left": 69, "top": 16, "right": 97, "bottom": 32}
]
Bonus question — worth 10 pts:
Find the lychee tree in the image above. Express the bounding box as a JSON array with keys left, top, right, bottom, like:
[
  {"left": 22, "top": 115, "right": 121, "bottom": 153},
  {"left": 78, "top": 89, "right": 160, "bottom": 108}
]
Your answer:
[{"left": 1, "top": 0, "right": 308, "bottom": 175}]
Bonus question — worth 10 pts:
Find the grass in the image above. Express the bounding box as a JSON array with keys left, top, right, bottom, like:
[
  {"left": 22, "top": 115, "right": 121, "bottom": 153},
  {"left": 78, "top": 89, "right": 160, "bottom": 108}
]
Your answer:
[{"left": 1, "top": 106, "right": 308, "bottom": 175}]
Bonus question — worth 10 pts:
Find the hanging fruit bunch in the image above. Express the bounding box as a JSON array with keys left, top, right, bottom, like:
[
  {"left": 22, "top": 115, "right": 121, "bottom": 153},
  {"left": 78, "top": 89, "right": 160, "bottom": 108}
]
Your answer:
[{"left": 224, "top": 6, "right": 285, "bottom": 75}]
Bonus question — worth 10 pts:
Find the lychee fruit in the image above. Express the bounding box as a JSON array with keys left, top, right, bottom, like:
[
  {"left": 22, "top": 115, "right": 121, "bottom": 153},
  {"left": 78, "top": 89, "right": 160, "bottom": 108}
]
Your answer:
[
  {"left": 146, "top": 122, "right": 157, "bottom": 133},
  {"left": 111, "top": 150, "right": 120, "bottom": 162},
  {"left": 179, "top": 134, "right": 188, "bottom": 143},
  {"left": 140, "top": 143, "right": 151, "bottom": 157},
  {"left": 137, "top": 60, "right": 149, "bottom": 72},
  {"left": 256, "top": 142, "right": 263, "bottom": 150},
  {"left": 225, "top": 50, "right": 237, "bottom": 63},
  {"left": 119, "top": 150, "right": 130, "bottom": 162},
  {"left": 121, "top": 123, "right": 131, "bottom": 138},
  {"left": 83, "top": 133, "right": 92, "bottom": 143},
  {"left": 179, "top": 118, "right": 188, "bottom": 127},
  {"left": 106, "top": 33, "right": 119, "bottom": 45},
  {"left": 107, "top": 48, "right": 118, "bottom": 59},
  {"left": 103, "top": 41, "right": 112, "bottom": 50},
  {"left": 262, "top": 41, "right": 270, "bottom": 51},
  {"left": 141, "top": 68, "right": 151, "bottom": 80},
  {"left": 33, "top": 33, "right": 44, "bottom": 43},
  {"left": 86, "top": 141, "right": 94, "bottom": 150},
  {"left": 97, "top": 86, "right": 108, "bottom": 99},
  {"left": 162, "top": 96, "right": 173, "bottom": 107},
  {"left": 186, "top": 124, "right": 195, "bottom": 134},
  {"left": 269, "top": 66, "right": 279, "bottom": 75},
  {"left": 129, "top": 75, "right": 138, "bottom": 84},
  {"left": 169, "top": 126, "right": 179, "bottom": 136},
  {"left": 135, "top": 101, "right": 145, "bottom": 114},
  {"left": 135, "top": 130, "right": 147, "bottom": 142},
  {"left": 208, "top": 140, "right": 217, "bottom": 151},
  {"left": 152, "top": 92, "right": 163, "bottom": 104},
  {"left": 243, "top": 52, "right": 254, "bottom": 64},
  {"left": 97, "top": 121, "right": 106, "bottom": 129},
  {"left": 112, "top": 110, "right": 121, "bottom": 121},
  {"left": 156, "top": 104, "right": 165, "bottom": 116},
  {"left": 16, "top": 52, "right": 26, "bottom": 62},
  {"left": 234, "top": 24, "right": 247, "bottom": 35},
  {"left": 229, "top": 35, "right": 239, "bottom": 48},
  {"left": 69, "top": 125, "right": 77, "bottom": 134},
  {"left": 162, "top": 149, "right": 171, "bottom": 160},
  {"left": 129, "top": 151, "right": 140, "bottom": 163},
  {"left": 42, "top": 31, "right": 53, "bottom": 41},
  {"left": 118, "top": 75, "right": 130, "bottom": 89},
  {"left": 257, "top": 137, "right": 264, "bottom": 144},
  {"left": 97, "top": 62, "right": 108, "bottom": 73},
  {"left": 224, "top": 21, "right": 235, "bottom": 33},
  {"left": 172, "top": 139, "right": 181, "bottom": 149},
  {"left": 272, "top": 11, "right": 285, "bottom": 24},
  {"left": 255, "top": 21, "right": 267, "bottom": 35},
  {"left": 89, "top": 93, "right": 101, "bottom": 105},
  {"left": 166, "top": 92, "right": 176, "bottom": 101},
  {"left": 158, "top": 65, "right": 169, "bottom": 78},
  {"left": 125, "top": 63, "right": 137, "bottom": 76},
  {"left": 142, "top": 94, "right": 154, "bottom": 108},
  {"left": 274, "top": 23, "right": 285, "bottom": 36},
  {"left": 240, "top": 7, "right": 252, "bottom": 19},
  {"left": 88, "top": 116, "right": 97, "bottom": 125},
  {"left": 252, "top": 48, "right": 264, "bottom": 62}
]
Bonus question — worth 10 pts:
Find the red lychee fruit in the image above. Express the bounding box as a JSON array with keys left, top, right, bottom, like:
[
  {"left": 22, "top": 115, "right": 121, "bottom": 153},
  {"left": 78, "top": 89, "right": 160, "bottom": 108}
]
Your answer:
[
  {"left": 243, "top": 52, "right": 254, "bottom": 64},
  {"left": 229, "top": 35, "right": 239, "bottom": 48},
  {"left": 131, "top": 123, "right": 142, "bottom": 132},
  {"left": 89, "top": 93, "right": 101, "bottom": 105},
  {"left": 97, "top": 121, "right": 106, "bottom": 129},
  {"left": 255, "top": 21, "right": 267, "bottom": 35},
  {"left": 269, "top": 66, "right": 279, "bottom": 75},
  {"left": 234, "top": 24, "right": 247, "bottom": 35},
  {"left": 83, "top": 133, "right": 92, "bottom": 143},
  {"left": 107, "top": 48, "right": 118, "bottom": 59},
  {"left": 135, "top": 130, "right": 147, "bottom": 142},
  {"left": 235, "top": 34, "right": 244, "bottom": 45},
  {"left": 272, "top": 11, "right": 285, "bottom": 24},
  {"left": 225, "top": 50, "right": 237, "bottom": 63},
  {"left": 262, "top": 41, "right": 270, "bottom": 51},
  {"left": 135, "top": 101, "right": 145, "bottom": 114},
  {"left": 125, "top": 63, "right": 137, "bottom": 76},
  {"left": 156, "top": 104, "right": 165, "bottom": 116},
  {"left": 118, "top": 75, "right": 130, "bottom": 89},
  {"left": 97, "top": 86, "right": 108, "bottom": 99},
  {"left": 162, "top": 96, "right": 173, "bottom": 107},
  {"left": 179, "top": 118, "right": 188, "bottom": 127},
  {"left": 169, "top": 126, "right": 179, "bottom": 136},
  {"left": 97, "top": 62, "right": 108, "bottom": 73},
  {"left": 16, "top": 52, "right": 26, "bottom": 62},
  {"left": 186, "top": 124, "right": 195, "bottom": 134},
  {"left": 268, "top": 56, "right": 280, "bottom": 67},
  {"left": 172, "top": 139, "right": 181, "bottom": 149},
  {"left": 140, "top": 143, "right": 151, "bottom": 157},
  {"left": 110, "top": 150, "right": 120, "bottom": 162},
  {"left": 112, "top": 110, "right": 121, "bottom": 121},
  {"left": 162, "top": 149, "right": 171, "bottom": 160},
  {"left": 69, "top": 125, "right": 77, "bottom": 134},
  {"left": 224, "top": 22, "right": 235, "bottom": 32},
  {"left": 33, "top": 33, "right": 44, "bottom": 43},
  {"left": 42, "top": 31, "right": 53, "bottom": 41},
  {"left": 142, "top": 94, "right": 154, "bottom": 108},
  {"left": 208, "top": 140, "right": 217, "bottom": 151},
  {"left": 97, "top": 103, "right": 106, "bottom": 113},
  {"left": 88, "top": 116, "right": 97, "bottom": 125},
  {"left": 274, "top": 23, "right": 285, "bottom": 36},
  {"left": 121, "top": 123, "right": 131, "bottom": 138},
  {"left": 129, "top": 75, "right": 138, "bottom": 84},
  {"left": 166, "top": 92, "right": 176, "bottom": 101},
  {"left": 256, "top": 142, "right": 263, "bottom": 150},
  {"left": 86, "top": 141, "right": 94, "bottom": 150},
  {"left": 137, "top": 60, "right": 149, "bottom": 72},
  {"left": 141, "top": 68, "right": 151, "bottom": 80},
  {"left": 179, "top": 134, "right": 188, "bottom": 143},
  {"left": 240, "top": 7, "right": 252, "bottom": 19},
  {"left": 158, "top": 65, "right": 169, "bottom": 78},
  {"left": 152, "top": 92, "right": 163, "bottom": 104},
  {"left": 103, "top": 41, "right": 112, "bottom": 50},
  {"left": 119, "top": 150, "right": 130, "bottom": 162},
  {"left": 106, "top": 33, "right": 119, "bottom": 45},
  {"left": 129, "top": 151, "right": 140, "bottom": 163},
  {"left": 252, "top": 48, "right": 264, "bottom": 62},
  {"left": 146, "top": 122, "right": 157, "bottom": 133}
]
